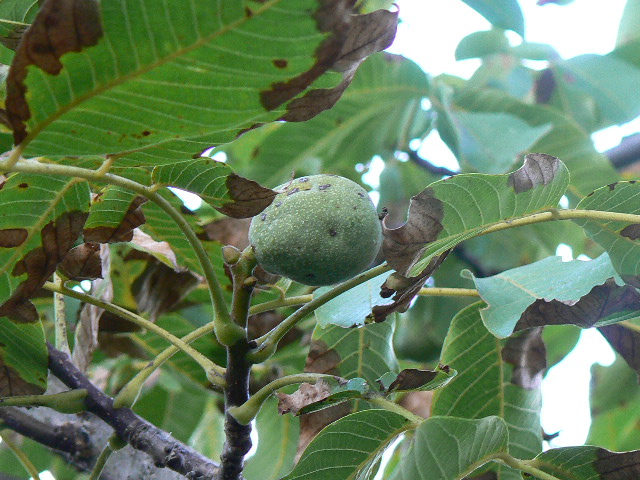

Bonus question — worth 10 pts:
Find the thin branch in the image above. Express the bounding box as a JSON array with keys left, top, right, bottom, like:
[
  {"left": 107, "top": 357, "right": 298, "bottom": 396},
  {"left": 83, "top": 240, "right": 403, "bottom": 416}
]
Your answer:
[
  {"left": 53, "top": 273, "right": 71, "bottom": 355},
  {"left": 0, "top": 389, "right": 87, "bottom": 412},
  {"left": 492, "top": 453, "right": 563, "bottom": 480},
  {"left": 43, "top": 281, "right": 226, "bottom": 392},
  {"left": 47, "top": 344, "right": 225, "bottom": 480},
  {"left": 0, "top": 407, "right": 94, "bottom": 471},
  {"left": 0, "top": 430, "right": 41, "bottom": 479},
  {"left": 406, "top": 149, "right": 458, "bottom": 177},
  {"left": 365, "top": 396, "right": 424, "bottom": 426}
]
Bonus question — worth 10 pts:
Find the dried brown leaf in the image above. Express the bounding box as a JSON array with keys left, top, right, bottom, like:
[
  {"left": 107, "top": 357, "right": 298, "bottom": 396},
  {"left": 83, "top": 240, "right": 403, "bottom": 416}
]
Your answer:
[
  {"left": 200, "top": 217, "right": 251, "bottom": 250},
  {"left": 507, "top": 153, "right": 560, "bottom": 194},
  {"left": 0, "top": 228, "right": 28, "bottom": 247},
  {"left": 382, "top": 188, "right": 444, "bottom": 276},
  {"left": 598, "top": 324, "right": 640, "bottom": 379},
  {"left": 0, "top": 211, "right": 87, "bottom": 323},
  {"left": 133, "top": 261, "right": 199, "bottom": 322},
  {"left": 215, "top": 174, "right": 278, "bottom": 219},
  {"left": 72, "top": 244, "right": 111, "bottom": 372},
  {"left": 372, "top": 250, "right": 450, "bottom": 323},
  {"left": 6, "top": 0, "right": 103, "bottom": 144},
  {"left": 129, "top": 229, "right": 179, "bottom": 270},
  {"left": 387, "top": 369, "right": 438, "bottom": 392},
  {"left": 514, "top": 281, "right": 640, "bottom": 331},
  {"left": 58, "top": 243, "right": 102, "bottom": 280},
  {"left": 261, "top": 1, "right": 397, "bottom": 123},
  {"left": 595, "top": 448, "right": 640, "bottom": 479},
  {"left": 84, "top": 196, "right": 147, "bottom": 244},
  {"left": 502, "top": 328, "right": 546, "bottom": 389},
  {"left": 0, "top": 360, "right": 44, "bottom": 396},
  {"left": 277, "top": 381, "right": 333, "bottom": 416}
]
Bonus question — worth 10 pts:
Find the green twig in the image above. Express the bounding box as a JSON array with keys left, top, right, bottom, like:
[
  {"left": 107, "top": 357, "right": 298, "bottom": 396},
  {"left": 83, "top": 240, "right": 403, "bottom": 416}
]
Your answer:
[
  {"left": 0, "top": 159, "right": 240, "bottom": 346},
  {"left": 114, "top": 321, "right": 219, "bottom": 408},
  {"left": 88, "top": 434, "right": 123, "bottom": 480},
  {"left": 492, "top": 452, "right": 563, "bottom": 480},
  {"left": 0, "top": 430, "right": 41, "bottom": 480},
  {"left": 248, "top": 263, "right": 392, "bottom": 363},
  {"left": 2, "top": 144, "right": 24, "bottom": 170},
  {"left": 418, "top": 287, "right": 479, "bottom": 297},
  {"left": 228, "top": 373, "right": 335, "bottom": 425},
  {"left": 53, "top": 273, "right": 71, "bottom": 355},
  {"left": 249, "top": 294, "right": 314, "bottom": 315},
  {"left": 365, "top": 396, "right": 424, "bottom": 426},
  {"left": 0, "top": 389, "right": 87, "bottom": 413},
  {"left": 43, "top": 281, "right": 226, "bottom": 389}
]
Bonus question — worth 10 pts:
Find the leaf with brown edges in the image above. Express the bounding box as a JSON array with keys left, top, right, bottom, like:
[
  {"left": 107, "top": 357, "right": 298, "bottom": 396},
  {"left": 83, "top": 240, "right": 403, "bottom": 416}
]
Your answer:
[
  {"left": 0, "top": 173, "right": 90, "bottom": 323},
  {"left": 83, "top": 188, "right": 147, "bottom": 244}
]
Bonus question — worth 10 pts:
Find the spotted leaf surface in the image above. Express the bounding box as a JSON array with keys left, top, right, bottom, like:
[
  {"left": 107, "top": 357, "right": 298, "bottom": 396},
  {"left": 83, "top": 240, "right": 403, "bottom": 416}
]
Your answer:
[{"left": 7, "top": 0, "right": 397, "bottom": 166}]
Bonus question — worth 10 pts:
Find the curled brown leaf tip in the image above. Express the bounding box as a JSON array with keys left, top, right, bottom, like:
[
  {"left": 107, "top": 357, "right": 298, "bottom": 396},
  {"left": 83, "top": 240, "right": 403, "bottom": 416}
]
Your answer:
[
  {"left": 508, "top": 153, "right": 560, "bottom": 194},
  {"left": 276, "top": 381, "right": 332, "bottom": 416},
  {"left": 58, "top": 242, "right": 102, "bottom": 280},
  {"left": 6, "top": 0, "right": 104, "bottom": 144},
  {"left": 84, "top": 196, "right": 147, "bottom": 244},
  {"left": 382, "top": 188, "right": 444, "bottom": 276},
  {"left": 216, "top": 173, "right": 277, "bottom": 219}
]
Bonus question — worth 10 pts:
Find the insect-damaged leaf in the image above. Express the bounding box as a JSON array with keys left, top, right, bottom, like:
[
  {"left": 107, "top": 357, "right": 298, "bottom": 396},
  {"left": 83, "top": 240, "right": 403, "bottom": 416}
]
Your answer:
[
  {"left": 0, "top": 173, "right": 90, "bottom": 323},
  {"left": 382, "top": 153, "right": 569, "bottom": 277},
  {"left": 83, "top": 188, "right": 147, "bottom": 244},
  {"left": 277, "top": 377, "right": 369, "bottom": 416},
  {"left": 0, "top": 317, "right": 48, "bottom": 396},
  {"left": 152, "top": 159, "right": 277, "bottom": 218},
  {"left": 574, "top": 181, "right": 640, "bottom": 287},
  {"left": 6, "top": 0, "right": 397, "bottom": 165},
  {"left": 531, "top": 446, "right": 640, "bottom": 480}
]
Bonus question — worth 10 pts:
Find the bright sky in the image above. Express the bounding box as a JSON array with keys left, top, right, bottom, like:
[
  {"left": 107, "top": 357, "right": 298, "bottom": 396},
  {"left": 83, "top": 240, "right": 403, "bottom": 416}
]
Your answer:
[{"left": 387, "top": 0, "right": 625, "bottom": 448}]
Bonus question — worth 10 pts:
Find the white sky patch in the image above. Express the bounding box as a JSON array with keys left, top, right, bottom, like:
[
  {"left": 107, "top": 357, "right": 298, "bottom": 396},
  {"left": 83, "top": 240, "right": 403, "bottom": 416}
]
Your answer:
[{"left": 169, "top": 187, "right": 203, "bottom": 211}]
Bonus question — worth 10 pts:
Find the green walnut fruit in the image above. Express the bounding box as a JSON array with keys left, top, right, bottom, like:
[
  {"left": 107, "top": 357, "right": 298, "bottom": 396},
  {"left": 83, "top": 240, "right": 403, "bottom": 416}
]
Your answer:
[{"left": 249, "top": 174, "right": 382, "bottom": 286}]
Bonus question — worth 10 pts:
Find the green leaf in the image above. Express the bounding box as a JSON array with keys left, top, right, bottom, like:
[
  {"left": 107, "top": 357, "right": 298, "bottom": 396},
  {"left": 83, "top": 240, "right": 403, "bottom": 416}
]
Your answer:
[
  {"left": 10, "top": 1, "right": 396, "bottom": 165},
  {"left": 0, "top": 0, "right": 37, "bottom": 53},
  {"left": 244, "top": 397, "right": 299, "bottom": 480},
  {"left": 455, "top": 30, "right": 511, "bottom": 61},
  {"left": 460, "top": 0, "right": 524, "bottom": 36},
  {"left": 530, "top": 446, "right": 640, "bottom": 480},
  {"left": 432, "top": 303, "right": 542, "bottom": 474},
  {"left": 394, "top": 416, "right": 509, "bottom": 480},
  {"left": 188, "top": 397, "right": 226, "bottom": 461},
  {"left": 555, "top": 54, "right": 640, "bottom": 126},
  {"left": 575, "top": 181, "right": 640, "bottom": 287},
  {"left": 512, "top": 42, "right": 559, "bottom": 61},
  {"left": 376, "top": 365, "right": 457, "bottom": 393},
  {"left": 134, "top": 374, "right": 214, "bottom": 444},
  {"left": 617, "top": 0, "right": 640, "bottom": 46},
  {"left": 310, "top": 319, "right": 399, "bottom": 386},
  {"left": 450, "top": 86, "right": 618, "bottom": 197},
  {"left": 282, "top": 409, "right": 410, "bottom": 480},
  {"left": 314, "top": 270, "right": 393, "bottom": 328},
  {"left": 0, "top": 172, "right": 90, "bottom": 323},
  {"left": 83, "top": 185, "right": 145, "bottom": 243},
  {"left": 588, "top": 358, "right": 640, "bottom": 451},
  {"left": 152, "top": 158, "right": 276, "bottom": 218},
  {"left": 383, "top": 153, "right": 569, "bottom": 277},
  {"left": 452, "top": 111, "right": 551, "bottom": 173},
  {"left": 223, "top": 53, "right": 430, "bottom": 186},
  {"left": 468, "top": 253, "right": 628, "bottom": 337},
  {"left": 0, "top": 316, "right": 47, "bottom": 395}
]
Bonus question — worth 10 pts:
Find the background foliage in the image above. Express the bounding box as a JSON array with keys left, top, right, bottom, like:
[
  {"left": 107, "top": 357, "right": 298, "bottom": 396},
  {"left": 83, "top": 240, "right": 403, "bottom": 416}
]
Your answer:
[{"left": 0, "top": 1, "right": 639, "bottom": 479}]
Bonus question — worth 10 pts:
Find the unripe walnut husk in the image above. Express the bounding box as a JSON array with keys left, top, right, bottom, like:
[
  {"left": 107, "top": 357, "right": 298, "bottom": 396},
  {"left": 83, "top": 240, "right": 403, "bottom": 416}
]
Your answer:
[{"left": 249, "top": 174, "right": 382, "bottom": 286}]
